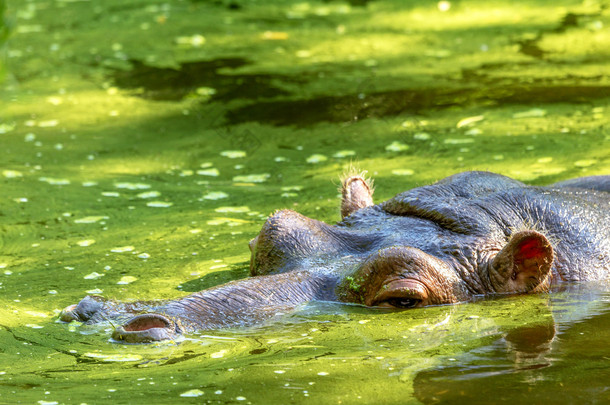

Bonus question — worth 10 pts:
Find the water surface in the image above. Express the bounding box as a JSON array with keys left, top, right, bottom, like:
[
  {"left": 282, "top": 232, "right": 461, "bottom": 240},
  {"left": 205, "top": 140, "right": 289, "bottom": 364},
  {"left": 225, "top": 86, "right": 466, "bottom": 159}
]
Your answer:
[{"left": 1, "top": 0, "right": 609, "bottom": 403}]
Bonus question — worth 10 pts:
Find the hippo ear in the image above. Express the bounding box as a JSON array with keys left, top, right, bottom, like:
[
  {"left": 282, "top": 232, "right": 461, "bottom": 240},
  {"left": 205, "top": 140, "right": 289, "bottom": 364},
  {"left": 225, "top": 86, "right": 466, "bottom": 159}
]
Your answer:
[
  {"left": 340, "top": 173, "right": 374, "bottom": 219},
  {"left": 489, "top": 230, "right": 554, "bottom": 294}
]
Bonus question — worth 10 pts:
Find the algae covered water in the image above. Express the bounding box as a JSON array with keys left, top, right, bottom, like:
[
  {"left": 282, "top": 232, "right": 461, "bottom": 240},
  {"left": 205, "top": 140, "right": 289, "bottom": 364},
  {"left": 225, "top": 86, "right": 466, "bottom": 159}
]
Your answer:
[{"left": 1, "top": 0, "right": 609, "bottom": 403}]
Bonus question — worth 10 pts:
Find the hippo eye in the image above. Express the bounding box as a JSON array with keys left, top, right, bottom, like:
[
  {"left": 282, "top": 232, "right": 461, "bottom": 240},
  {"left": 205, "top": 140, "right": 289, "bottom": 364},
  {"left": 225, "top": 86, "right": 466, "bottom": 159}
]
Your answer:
[
  {"left": 384, "top": 297, "right": 421, "bottom": 309},
  {"left": 371, "top": 279, "right": 429, "bottom": 309}
]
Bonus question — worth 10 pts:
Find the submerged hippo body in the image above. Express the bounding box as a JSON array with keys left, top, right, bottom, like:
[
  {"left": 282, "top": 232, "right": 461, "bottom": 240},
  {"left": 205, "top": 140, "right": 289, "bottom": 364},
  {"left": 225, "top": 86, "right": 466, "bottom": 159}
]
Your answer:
[{"left": 61, "top": 171, "right": 610, "bottom": 342}]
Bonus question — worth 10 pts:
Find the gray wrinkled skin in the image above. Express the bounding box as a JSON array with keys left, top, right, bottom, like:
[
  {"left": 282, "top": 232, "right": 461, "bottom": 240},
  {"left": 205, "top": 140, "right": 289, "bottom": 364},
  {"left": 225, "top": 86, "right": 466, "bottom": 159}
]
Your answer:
[{"left": 60, "top": 171, "right": 610, "bottom": 343}]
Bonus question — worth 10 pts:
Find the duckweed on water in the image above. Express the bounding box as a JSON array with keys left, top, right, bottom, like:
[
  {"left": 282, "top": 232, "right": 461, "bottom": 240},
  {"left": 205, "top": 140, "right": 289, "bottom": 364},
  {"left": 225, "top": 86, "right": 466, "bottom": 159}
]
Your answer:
[{"left": 1, "top": 0, "right": 610, "bottom": 403}]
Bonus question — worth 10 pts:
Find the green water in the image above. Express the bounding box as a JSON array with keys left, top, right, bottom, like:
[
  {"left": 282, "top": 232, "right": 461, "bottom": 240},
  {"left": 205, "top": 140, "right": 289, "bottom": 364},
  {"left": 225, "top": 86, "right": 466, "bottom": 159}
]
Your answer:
[{"left": 1, "top": 0, "right": 609, "bottom": 403}]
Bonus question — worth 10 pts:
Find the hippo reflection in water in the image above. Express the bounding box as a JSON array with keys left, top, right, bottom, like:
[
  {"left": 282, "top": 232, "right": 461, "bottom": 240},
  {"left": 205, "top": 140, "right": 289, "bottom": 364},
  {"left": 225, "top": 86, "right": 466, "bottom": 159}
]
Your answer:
[{"left": 60, "top": 171, "right": 610, "bottom": 343}]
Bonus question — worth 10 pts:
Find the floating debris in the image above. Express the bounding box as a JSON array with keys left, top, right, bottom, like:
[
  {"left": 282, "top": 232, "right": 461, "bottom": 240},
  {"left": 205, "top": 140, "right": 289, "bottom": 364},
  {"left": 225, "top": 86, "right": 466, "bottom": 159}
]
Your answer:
[
  {"left": 332, "top": 150, "right": 356, "bottom": 158},
  {"left": 3, "top": 170, "right": 23, "bottom": 178},
  {"left": 203, "top": 191, "right": 229, "bottom": 200},
  {"left": 385, "top": 141, "right": 409, "bottom": 152},
  {"left": 274, "top": 156, "right": 287, "bottom": 162},
  {"left": 101, "top": 191, "right": 120, "bottom": 197},
  {"left": 175, "top": 34, "right": 206, "bottom": 47},
  {"left": 197, "top": 168, "right": 220, "bottom": 177},
  {"left": 137, "top": 253, "right": 150, "bottom": 259},
  {"left": 38, "top": 120, "right": 59, "bottom": 128},
  {"left": 444, "top": 138, "right": 474, "bottom": 145},
  {"left": 117, "top": 276, "right": 137, "bottom": 285},
  {"left": 114, "top": 182, "right": 151, "bottom": 190},
  {"left": 574, "top": 159, "right": 597, "bottom": 167},
  {"left": 317, "top": 372, "right": 329, "bottom": 376},
  {"left": 306, "top": 154, "right": 328, "bottom": 163},
  {"left": 137, "top": 191, "right": 161, "bottom": 199},
  {"left": 83, "top": 353, "right": 143, "bottom": 362},
  {"left": 392, "top": 169, "right": 414, "bottom": 176},
  {"left": 274, "top": 370, "right": 286, "bottom": 374},
  {"left": 210, "top": 349, "right": 228, "bottom": 358},
  {"left": 207, "top": 217, "right": 250, "bottom": 226},
  {"left": 14, "top": 197, "right": 28, "bottom": 203},
  {"left": 220, "top": 150, "right": 246, "bottom": 159},
  {"left": 456, "top": 115, "right": 484, "bottom": 128},
  {"left": 180, "top": 389, "right": 204, "bottom": 398},
  {"left": 146, "top": 201, "right": 173, "bottom": 208},
  {"left": 513, "top": 108, "right": 547, "bottom": 118},
  {"left": 39, "top": 177, "right": 70, "bottom": 185},
  {"left": 84, "top": 272, "right": 104, "bottom": 280},
  {"left": 196, "top": 87, "right": 216, "bottom": 97},
  {"left": 413, "top": 133, "right": 431, "bottom": 141},
  {"left": 77, "top": 240, "right": 96, "bottom": 247},
  {"left": 281, "top": 186, "right": 303, "bottom": 192},
  {"left": 262, "top": 31, "right": 289, "bottom": 40},
  {"left": 111, "top": 246, "right": 134, "bottom": 253},
  {"left": 215, "top": 206, "right": 249, "bottom": 213},
  {"left": 233, "top": 173, "right": 270, "bottom": 183},
  {"left": 0, "top": 122, "right": 16, "bottom": 134},
  {"left": 74, "top": 216, "right": 109, "bottom": 224}
]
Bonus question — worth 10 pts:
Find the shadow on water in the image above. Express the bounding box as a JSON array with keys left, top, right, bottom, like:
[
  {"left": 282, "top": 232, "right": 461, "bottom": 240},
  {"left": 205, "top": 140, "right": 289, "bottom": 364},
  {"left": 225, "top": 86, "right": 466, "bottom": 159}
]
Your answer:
[
  {"left": 108, "top": 58, "right": 294, "bottom": 101},
  {"left": 225, "top": 83, "right": 610, "bottom": 126},
  {"left": 107, "top": 57, "right": 610, "bottom": 127}
]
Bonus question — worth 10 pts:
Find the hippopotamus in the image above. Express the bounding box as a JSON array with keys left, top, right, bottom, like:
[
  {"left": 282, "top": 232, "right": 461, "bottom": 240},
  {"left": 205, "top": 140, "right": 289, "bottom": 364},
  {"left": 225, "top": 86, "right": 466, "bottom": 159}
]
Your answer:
[{"left": 60, "top": 171, "right": 610, "bottom": 343}]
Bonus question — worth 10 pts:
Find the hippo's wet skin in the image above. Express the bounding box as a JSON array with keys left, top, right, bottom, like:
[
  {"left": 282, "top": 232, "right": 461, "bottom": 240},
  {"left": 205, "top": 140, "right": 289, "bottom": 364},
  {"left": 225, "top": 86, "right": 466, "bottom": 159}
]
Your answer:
[{"left": 60, "top": 171, "right": 610, "bottom": 343}]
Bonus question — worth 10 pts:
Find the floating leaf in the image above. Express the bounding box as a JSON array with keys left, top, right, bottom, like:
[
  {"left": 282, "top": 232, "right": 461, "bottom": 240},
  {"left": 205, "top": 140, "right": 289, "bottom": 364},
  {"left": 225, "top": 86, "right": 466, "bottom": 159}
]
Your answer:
[
  {"left": 146, "top": 201, "right": 173, "bottom": 208},
  {"left": 84, "top": 272, "right": 104, "bottom": 280},
  {"left": 385, "top": 141, "right": 409, "bottom": 152},
  {"left": 513, "top": 108, "right": 547, "bottom": 118},
  {"left": 180, "top": 389, "right": 204, "bottom": 398},
  {"left": 215, "top": 206, "right": 250, "bottom": 213},
  {"left": 392, "top": 169, "right": 414, "bottom": 176},
  {"left": 197, "top": 168, "right": 220, "bottom": 177},
  {"left": 117, "top": 276, "right": 137, "bottom": 285},
  {"left": 333, "top": 150, "right": 356, "bottom": 158},
  {"left": 137, "top": 191, "right": 161, "bottom": 199},
  {"left": 456, "top": 115, "right": 484, "bottom": 128},
  {"left": 233, "top": 173, "right": 270, "bottom": 183},
  {"left": 114, "top": 182, "right": 151, "bottom": 190},
  {"left": 220, "top": 150, "right": 246, "bottom": 159},
  {"left": 74, "top": 216, "right": 109, "bottom": 224},
  {"left": 83, "top": 353, "right": 143, "bottom": 362},
  {"left": 203, "top": 191, "right": 228, "bottom": 200},
  {"left": 39, "top": 177, "right": 70, "bottom": 185},
  {"left": 3, "top": 170, "right": 23, "bottom": 178},
  {"left": 111, "top": 246, "right": 134, "bottom": 253},
  {"left": 306, "top": 154, "right": 328, "bottom": 163}
]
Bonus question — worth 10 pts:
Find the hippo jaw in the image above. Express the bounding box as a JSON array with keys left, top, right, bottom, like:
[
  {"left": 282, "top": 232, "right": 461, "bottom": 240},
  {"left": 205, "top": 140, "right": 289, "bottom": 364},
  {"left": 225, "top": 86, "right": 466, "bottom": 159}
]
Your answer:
[{"left": 112, "top": 314, "right": 179, "bottom": 343}]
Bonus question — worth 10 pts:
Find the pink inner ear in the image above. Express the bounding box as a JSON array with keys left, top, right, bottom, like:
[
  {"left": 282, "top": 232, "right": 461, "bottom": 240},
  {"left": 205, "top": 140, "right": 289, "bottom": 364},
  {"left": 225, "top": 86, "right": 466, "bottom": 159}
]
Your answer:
[{"left": 517, "top": 238, "right": 547, "bottom": 260}]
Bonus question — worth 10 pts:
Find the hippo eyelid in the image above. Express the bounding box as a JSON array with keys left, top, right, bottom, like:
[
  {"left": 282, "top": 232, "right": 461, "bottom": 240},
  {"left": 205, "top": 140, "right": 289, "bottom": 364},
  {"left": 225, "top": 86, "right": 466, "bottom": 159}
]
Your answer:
[{"left": 370, "top": 278, "right": 429, "bottom": 307}]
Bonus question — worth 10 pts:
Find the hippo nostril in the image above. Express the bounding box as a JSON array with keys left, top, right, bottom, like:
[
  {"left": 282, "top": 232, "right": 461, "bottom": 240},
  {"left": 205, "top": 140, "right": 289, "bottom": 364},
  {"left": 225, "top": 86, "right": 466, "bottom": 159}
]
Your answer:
[
  {"left": 122, "top": 314, "right": 171, "bottom": 332},
  {"left": 112, "top": 314, "right": 176, "bottom": 343}
]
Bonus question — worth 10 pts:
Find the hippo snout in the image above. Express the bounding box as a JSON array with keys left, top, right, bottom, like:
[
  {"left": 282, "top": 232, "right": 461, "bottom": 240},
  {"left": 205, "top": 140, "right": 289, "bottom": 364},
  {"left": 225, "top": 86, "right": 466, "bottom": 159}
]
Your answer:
[
  {"left": 59, "top": 295, "right": 106, "bottom": 322},
  {"left": 112, "top": 314, "right": 178, "bottom": 343}
]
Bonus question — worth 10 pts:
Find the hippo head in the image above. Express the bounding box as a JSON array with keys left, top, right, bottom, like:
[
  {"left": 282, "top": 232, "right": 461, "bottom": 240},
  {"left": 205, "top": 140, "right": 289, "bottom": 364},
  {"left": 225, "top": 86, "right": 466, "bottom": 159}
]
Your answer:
[
  {"left": 61, "top": 171, "right": 559, "bottom": 342},
  {"left": 249, "top": 171, "right": 555, "bottom": 309}
]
